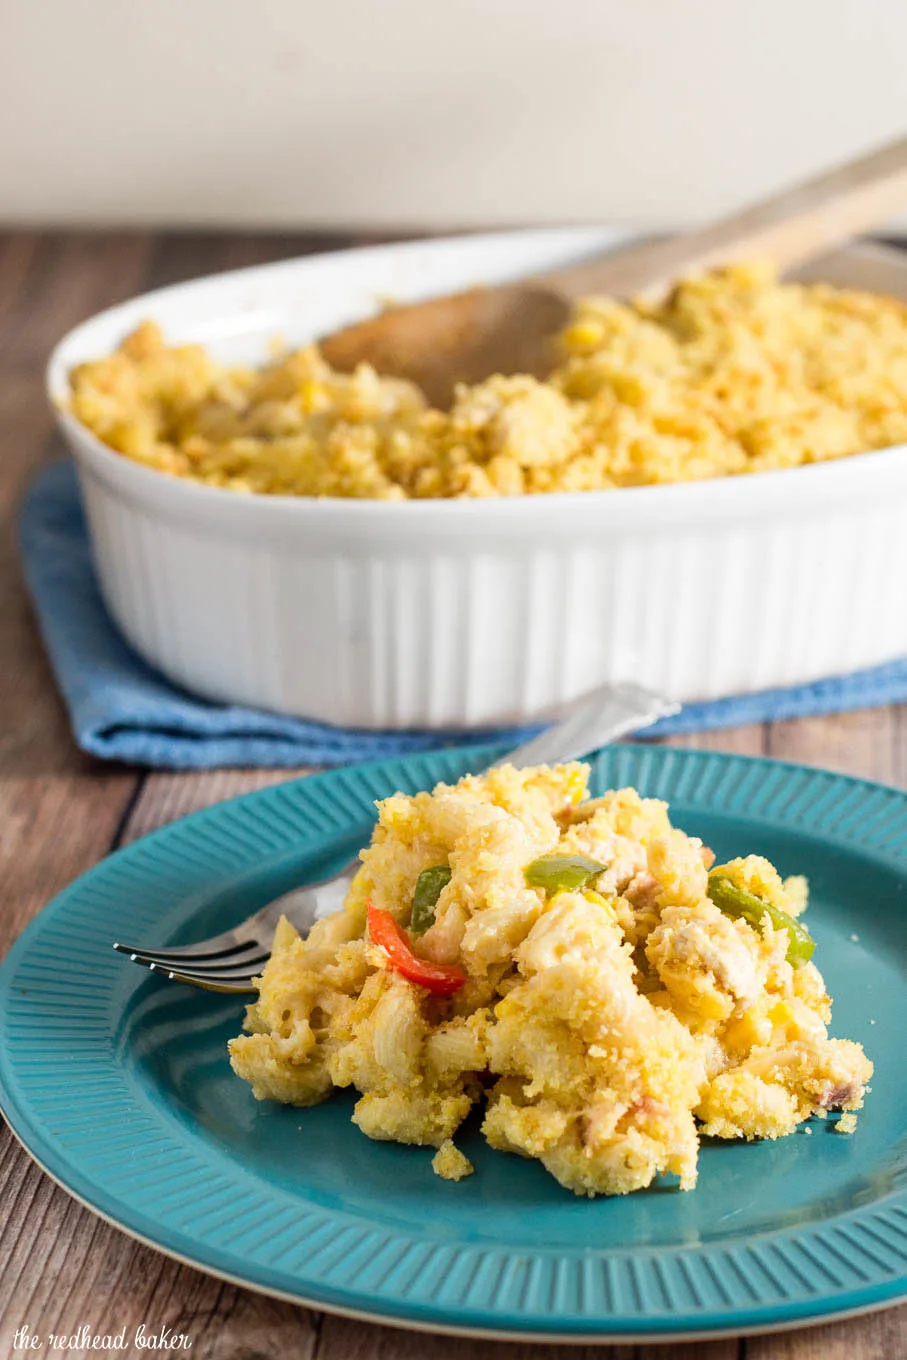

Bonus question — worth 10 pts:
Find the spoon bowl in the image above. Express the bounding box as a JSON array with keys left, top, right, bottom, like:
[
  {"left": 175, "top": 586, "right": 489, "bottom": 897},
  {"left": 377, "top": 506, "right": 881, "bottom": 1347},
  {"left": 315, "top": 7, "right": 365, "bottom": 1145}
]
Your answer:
[{"left": 321, "top": 282, "right": 571, "bottom": 408}]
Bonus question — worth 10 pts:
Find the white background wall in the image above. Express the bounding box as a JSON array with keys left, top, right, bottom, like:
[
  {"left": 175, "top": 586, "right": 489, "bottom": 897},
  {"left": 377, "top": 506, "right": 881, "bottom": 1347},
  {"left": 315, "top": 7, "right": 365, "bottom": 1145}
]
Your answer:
[{"left": 2, "top": 0, "right": 906, "bottom": 229}]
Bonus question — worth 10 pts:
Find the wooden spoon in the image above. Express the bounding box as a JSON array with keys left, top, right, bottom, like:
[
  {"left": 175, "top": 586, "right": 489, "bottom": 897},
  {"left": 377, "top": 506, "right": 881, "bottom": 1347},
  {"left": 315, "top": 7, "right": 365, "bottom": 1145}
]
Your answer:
[{"left": 320, "top": 135, "right": 907, "bottom": 407}]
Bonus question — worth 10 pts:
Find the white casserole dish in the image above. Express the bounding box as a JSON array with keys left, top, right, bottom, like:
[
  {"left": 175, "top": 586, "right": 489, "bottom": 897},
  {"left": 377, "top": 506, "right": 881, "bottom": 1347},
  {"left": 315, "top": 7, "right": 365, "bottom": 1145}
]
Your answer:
[{"left": 47, "top": 229, "right": 907, "bottom": 730}]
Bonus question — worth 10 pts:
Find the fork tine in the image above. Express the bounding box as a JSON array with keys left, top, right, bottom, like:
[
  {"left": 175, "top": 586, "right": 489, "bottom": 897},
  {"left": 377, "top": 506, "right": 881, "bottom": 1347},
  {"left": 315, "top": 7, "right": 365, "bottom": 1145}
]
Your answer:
[
  {"left": 113, "top": 939, "right": 262, "bottom": 963},
  {"left": 125, "top": 948, "right": 270, "bottom": 974},
  {"left": 158, "top": 964, "right": 262, "bottom": 984},
  {"left": 111, "top": 941, "right": 263, "bottom": 962},
  {"left": 150, "top": 963, "right": 258, "bottom": 995},
  {"left": 134, "top": 956, "right": 261, "bottom": 991}
]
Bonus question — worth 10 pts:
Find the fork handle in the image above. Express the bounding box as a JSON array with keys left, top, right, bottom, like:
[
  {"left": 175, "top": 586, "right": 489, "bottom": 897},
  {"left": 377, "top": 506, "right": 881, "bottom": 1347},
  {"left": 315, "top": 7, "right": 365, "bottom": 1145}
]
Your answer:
[
  {"left": 499, "top": 680, "right": 677, "bottom": 770},
  {"left": 266, "top": 679, "right": 677, "bottom": 931}
]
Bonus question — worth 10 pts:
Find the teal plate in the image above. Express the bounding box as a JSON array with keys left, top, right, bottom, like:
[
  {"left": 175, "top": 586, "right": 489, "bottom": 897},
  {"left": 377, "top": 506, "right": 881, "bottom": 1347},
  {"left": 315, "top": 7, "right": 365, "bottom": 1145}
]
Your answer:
[{"left": 1, "top": 745, "right": 906, "bottom": 1342}]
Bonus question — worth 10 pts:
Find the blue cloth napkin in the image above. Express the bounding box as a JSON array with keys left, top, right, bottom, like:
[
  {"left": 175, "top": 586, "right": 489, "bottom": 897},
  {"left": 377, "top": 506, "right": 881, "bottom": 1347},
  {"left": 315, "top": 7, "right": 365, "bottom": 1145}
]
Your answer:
[{"left": 18, "top": 460, "right": 907, "bottom": 770}]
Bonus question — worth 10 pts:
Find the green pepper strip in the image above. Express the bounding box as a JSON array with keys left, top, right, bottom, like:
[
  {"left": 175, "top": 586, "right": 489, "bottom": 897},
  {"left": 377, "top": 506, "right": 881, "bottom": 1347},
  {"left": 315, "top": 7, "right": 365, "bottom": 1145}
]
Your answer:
[
  {"left": 707, "top": 873, "right": 815, "bottom": 968},
  {"left": 409, "top": 865, "right": 452, "bottom": 934},
  {"left": 524, "top": 853, "right": 607, "bottom": 895}
]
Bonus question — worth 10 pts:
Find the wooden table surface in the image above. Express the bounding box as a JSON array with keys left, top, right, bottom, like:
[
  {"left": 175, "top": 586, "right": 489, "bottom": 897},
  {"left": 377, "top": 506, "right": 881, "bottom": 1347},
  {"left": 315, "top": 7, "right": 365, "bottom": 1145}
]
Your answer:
[{"left": 0, "top": 229, "right": 904, "bottom": 1360}]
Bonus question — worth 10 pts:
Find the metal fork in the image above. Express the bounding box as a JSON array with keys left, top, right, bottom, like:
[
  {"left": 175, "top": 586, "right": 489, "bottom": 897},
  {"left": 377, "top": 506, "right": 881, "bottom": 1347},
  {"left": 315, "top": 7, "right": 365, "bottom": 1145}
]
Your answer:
[{"left": 113, "top": 681, "right": 677, "bottom": 993}]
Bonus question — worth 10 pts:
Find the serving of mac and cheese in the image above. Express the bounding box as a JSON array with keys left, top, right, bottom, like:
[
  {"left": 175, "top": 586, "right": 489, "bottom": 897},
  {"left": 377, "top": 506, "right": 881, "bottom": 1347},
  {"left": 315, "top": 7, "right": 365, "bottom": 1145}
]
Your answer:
[{"left": 229, "top": 763, "right": 871, "bottom": 1196}]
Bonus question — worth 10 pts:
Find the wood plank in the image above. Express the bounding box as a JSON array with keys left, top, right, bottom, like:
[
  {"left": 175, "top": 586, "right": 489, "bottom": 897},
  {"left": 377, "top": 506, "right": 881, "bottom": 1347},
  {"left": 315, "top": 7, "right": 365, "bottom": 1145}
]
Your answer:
[
  {"left": 0, "top": 232, "right": 39, "bottom": 326},
  {"left": 0, "top": 229, "right": 156, "bottom": 939},
  {"left": 660, "top": 722, "right": 768, "bottom": 758},
  {"left": 895, "top": 705, "right": 907, "bottom": 788},
  {"left": 0, "top": 764, "right": 324, "bottom": 1357},
  {"left": 752, "top": 711, "right": 907, "bottom": 1357},
  {"left": 315, "top": 1314, "right": 739, "bottom": 1360},
  {"left": 122, "top": 766, "right": 312, "bottom": 843},
  {"left": 140, "top": 227, "right": 408, "bottom": 296},
  {"left": 0, "top": 230, "right": 154, "bottom": 782},
  {"left": 0, "top": 230, "right": 156, "bottom": 366},
  {"left": 746, "top": 1306, "right": 907, "bottom": 1359},
  {"left": 0, "top": 231, "right": 155, "bottom": 1356},
  {"left": 766, "top": 707, "right": 903, "bottom": 786},
  {"left": 0, "top": 246, "right": 316, "bottom": 1360},
  {"left": 0, "top": 1159, "right": 317, "bottom": 1358},
  {"left": 0, "top": 228, "right": 331, "bottom": 1358}
]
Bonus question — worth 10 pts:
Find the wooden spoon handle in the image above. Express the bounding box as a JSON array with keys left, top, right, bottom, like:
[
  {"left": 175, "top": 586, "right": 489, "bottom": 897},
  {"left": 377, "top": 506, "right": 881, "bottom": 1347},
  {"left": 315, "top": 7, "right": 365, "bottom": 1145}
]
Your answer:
[{"left": 538, "top": 134, "right": 907, "bottom": 302}]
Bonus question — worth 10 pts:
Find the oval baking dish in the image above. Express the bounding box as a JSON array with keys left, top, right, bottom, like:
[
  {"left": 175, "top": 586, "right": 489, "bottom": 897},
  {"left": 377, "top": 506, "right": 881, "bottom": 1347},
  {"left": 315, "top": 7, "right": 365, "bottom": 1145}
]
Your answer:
[{"left": 47, "top": 229, "right": 907, "bottom": 730}]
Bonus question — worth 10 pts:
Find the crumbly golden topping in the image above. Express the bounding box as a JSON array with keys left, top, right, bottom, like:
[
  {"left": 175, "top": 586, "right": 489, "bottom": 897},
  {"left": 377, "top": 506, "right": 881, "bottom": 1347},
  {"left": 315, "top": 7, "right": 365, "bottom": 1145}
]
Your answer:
[
  {"left": 228, "top": 763, "right": 872, "bottom": 1196},
  {"left": 431, "top": 1140, "right": 474, "bottom": 1181},
  {"left": 69, "top": 262, "right": 907, "bottom": 499}
]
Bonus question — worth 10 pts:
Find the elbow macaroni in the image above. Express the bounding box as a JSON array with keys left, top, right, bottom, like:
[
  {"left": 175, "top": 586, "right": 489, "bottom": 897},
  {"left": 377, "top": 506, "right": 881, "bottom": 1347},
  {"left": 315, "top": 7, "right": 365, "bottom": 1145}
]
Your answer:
[{"left": 229, "top": 763, "right": 872, "bottom": 1196}]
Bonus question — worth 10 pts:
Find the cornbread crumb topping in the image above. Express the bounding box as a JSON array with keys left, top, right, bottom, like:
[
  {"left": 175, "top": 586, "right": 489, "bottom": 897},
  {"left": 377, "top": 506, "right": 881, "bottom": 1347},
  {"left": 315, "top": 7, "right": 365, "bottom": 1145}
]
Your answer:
[
  {"left": 70, "top": 262, "right": 907, "bottom": 499},
  {"left": 228, "top": 762, "right": 872, "bottom": 1196},
  {"left": 431, "top": 1140, "right": 474, "bottom": 1180}
]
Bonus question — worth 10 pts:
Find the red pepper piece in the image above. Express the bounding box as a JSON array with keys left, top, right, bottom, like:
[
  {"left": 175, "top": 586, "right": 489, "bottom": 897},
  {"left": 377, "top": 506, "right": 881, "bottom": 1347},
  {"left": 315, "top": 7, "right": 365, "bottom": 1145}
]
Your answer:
[{"left": 367, "top": 902, "right": 467, "bottom": 997}]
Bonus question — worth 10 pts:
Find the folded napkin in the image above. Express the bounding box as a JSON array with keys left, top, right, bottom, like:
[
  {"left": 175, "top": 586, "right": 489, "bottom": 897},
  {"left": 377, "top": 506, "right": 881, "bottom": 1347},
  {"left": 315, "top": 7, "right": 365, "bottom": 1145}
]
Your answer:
[{"left": 18, "top": 460, "right": 907, "bottom": 770}]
